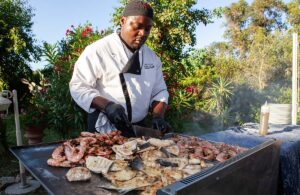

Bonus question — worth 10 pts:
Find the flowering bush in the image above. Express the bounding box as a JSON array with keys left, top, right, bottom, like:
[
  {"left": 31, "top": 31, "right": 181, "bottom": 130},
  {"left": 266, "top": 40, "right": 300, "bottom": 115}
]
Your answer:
[{"left": 41, "top": 24, "right": 112, "bottom": 138}]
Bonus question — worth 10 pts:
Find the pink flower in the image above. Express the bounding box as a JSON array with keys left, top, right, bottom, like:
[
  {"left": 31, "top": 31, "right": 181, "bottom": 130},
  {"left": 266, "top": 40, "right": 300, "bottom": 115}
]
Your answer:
[
  {"left": 65, "top": 29, "right": 70, "bottom": 36},
  {"left": 81, "top": 31, "right": 86, "bottom": 38},
  {"left": 81, "top": 27, "right": 93, "bottom": 38},
  {"left": 186, "top": 86, "right": 194, "bottom": 93},
  {"left": 85, "top": 27, "right": 92, "bottom": 33}
]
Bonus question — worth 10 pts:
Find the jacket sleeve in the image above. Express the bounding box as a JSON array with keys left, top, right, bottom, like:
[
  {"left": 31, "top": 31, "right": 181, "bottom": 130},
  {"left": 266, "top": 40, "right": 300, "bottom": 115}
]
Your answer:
[
  {"left": 150, "top": 55, "right": 169, "bottom": 104},
  {"left": 69, "top": 46, "right": 102, "bottom": 113}
]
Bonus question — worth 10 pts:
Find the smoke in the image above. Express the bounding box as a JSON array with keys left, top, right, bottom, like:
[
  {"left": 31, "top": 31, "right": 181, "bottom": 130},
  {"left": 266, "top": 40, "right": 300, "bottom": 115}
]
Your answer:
[{"left": 176, "top": 82, "right": 293, "bottom": 136}]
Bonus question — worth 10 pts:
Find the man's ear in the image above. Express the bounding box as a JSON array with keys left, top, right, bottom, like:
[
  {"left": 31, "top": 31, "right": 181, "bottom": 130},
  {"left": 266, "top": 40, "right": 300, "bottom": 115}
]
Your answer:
[{"left": 120, "top": 16, "right": 127, "bottom": 27}]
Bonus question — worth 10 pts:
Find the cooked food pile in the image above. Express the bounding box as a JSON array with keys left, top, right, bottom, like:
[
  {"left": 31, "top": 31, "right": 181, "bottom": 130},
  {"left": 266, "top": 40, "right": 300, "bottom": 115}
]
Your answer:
[{"left": 47, "top": 131, "right": 247, "bottom": 194}]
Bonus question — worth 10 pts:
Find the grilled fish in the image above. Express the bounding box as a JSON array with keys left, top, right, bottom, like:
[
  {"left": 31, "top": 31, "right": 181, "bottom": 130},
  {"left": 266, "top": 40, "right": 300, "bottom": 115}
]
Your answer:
[{"left": 66, "top": 167, "right": 91, "bottom": 182}]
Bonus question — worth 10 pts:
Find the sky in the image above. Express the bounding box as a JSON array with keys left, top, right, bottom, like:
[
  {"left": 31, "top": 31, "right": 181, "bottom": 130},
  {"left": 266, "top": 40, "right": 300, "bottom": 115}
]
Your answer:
[{"left": 27, "top": 0, "right": 288, "bottom": 70}]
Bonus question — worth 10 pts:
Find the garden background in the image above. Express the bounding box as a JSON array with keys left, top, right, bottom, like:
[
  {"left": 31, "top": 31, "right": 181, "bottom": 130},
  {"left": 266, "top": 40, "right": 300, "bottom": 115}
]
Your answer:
[{"left": 0, "top": 0, "right": 300, "bottom": 190}]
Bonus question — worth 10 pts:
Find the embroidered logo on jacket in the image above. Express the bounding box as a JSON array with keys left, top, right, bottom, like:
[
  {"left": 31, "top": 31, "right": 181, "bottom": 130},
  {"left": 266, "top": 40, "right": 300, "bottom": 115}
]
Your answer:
[{"left": 144, "top": 63, "right": 155, "bottom": 69}]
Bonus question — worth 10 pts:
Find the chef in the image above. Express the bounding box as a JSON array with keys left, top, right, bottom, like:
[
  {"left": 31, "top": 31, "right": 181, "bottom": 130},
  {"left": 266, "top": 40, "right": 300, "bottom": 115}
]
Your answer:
[{"left": 69, "top": 0, "right": 171, "bottom": 137}]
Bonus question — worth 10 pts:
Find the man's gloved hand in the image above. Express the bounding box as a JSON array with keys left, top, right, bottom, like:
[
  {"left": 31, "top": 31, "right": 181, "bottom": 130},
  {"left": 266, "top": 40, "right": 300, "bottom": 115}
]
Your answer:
[
  {"left": 104, "top": 102, "right": 130, "bottom": 127},
  {"left": 152, "top": 117, "right": 171, "bottom": 133}
]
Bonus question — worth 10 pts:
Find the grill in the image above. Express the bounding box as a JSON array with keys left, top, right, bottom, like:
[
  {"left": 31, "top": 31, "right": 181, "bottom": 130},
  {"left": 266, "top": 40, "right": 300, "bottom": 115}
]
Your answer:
[
  {"left": 157, "top": 139, "right": 280, "bottom": 195},
  {"left": 9, "top": 135, "right": 280, "bottom": 195}
]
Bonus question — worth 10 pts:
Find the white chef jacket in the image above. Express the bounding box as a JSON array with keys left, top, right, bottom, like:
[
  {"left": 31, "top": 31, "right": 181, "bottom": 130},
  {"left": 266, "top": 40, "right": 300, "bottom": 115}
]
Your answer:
[{"left": 69, "top": 32, "right": 169, "bottom": 125}]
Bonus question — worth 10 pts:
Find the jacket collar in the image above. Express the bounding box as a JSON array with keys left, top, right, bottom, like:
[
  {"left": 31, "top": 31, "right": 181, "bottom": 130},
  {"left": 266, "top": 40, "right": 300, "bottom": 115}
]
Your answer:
[
  {"left": 113, "top": 32, "right": 143, "bottom": 75},
  {"left": 121, "top": 49, "right": 141, "bottom": 75}
]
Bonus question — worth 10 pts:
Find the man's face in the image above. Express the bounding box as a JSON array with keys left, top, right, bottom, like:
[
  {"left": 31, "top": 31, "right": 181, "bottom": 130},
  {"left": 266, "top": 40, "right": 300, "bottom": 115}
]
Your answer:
[{"left": 120, "top": 16, "right": 153, "bottom": 50}]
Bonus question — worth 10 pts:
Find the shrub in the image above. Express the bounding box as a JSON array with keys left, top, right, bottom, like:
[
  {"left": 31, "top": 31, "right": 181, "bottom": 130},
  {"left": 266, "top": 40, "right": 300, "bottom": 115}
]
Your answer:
[
  {"left": 42, "top": 24, "right": 112, "bottom": 138},
  {"left": 21, "top": 71, "right": 49, "bottom": 127}
]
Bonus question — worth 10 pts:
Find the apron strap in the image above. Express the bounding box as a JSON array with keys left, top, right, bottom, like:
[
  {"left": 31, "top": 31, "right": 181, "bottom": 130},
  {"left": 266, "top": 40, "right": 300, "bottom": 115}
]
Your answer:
[{"left": 119, "top": 73, "right": 132, "bottom": 122}]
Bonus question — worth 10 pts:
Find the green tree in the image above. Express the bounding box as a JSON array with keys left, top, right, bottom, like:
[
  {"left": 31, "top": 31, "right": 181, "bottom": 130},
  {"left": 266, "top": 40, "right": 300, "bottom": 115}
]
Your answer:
[
  {"left": 215, "top": 0, "right": 291, "bottom": 90},
  {"left": 243, "top": 31, "right": 292, "bottom": 89},
  {"left": 0, "top": 0, "right": 40, "bottom": 96},
  {"left": 224, "top": 0, "right": 287, "bottom": 57},
  {"left": 250, "top": 0, "right": 286, "bottom": 31},
  {"left": 223, "top": 0, "right": 250, "bottom": 56},
  {"left": 287, "top": 0, "right": 300, "bottom": 32}
]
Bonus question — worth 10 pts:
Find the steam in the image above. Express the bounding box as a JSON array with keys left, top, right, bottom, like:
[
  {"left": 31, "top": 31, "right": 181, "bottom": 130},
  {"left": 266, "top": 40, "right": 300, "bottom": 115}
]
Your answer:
[{"left": 176, "top": 82, "right": 292, "bottom": 136}]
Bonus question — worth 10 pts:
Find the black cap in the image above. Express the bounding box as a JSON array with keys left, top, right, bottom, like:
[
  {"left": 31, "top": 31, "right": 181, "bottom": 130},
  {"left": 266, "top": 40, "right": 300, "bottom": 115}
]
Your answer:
[{"left": 122, "top": 0, "right": 153, "bottom": 19}]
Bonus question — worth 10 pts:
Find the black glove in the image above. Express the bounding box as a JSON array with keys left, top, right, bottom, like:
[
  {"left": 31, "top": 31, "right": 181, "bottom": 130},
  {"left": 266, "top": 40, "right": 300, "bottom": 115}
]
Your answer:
[
  {"left": 152, "top": 117, "right": 171, "bottom": 133},
  {"left": 104, "top": 102, "right": 129, "bottom": 126}
]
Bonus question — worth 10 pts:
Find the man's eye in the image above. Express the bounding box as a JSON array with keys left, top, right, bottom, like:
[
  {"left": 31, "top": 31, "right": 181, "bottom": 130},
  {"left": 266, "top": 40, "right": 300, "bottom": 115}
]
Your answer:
[
  {"left": 131, "top": 23, "right": 151, "bottom": 32},
  {"left": 132, "top": 24, "right": 141, "bottom": 30}
]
